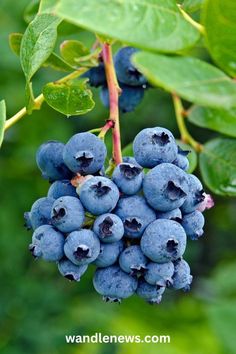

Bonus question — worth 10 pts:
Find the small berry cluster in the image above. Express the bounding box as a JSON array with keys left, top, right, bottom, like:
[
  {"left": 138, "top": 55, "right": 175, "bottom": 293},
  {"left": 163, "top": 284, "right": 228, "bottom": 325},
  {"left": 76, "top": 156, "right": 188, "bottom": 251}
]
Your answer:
[
  {"left": 25, "top": 127, "right": 210, "bottom": 304},
  {"left": 84, "top": 46, "right": 148, "bottom": 113}
]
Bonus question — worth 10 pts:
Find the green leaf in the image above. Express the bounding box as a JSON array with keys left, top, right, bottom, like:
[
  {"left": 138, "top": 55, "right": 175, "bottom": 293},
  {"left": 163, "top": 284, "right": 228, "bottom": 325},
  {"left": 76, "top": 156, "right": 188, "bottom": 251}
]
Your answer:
[
  {"left": 0, "top": 100, "right": 6, "bottom": 147},
  {"left": 199, "top": 138, "right": 236, "bottom": 196},
  {"left": 189, "top": 106, "right": 236, "bottom": 137},
  {"left": 9, "top": 33, "right": 23, "bottom": 56},
  {"left": 39, "top": 0, "right": 58, "bottom": 13},
  {"left": 60, "top": 40, "right": 90, "bottom": 67},
  {"left": 176, "top": 140, "right": 197, "bottom": 173},
  {"left": 133, "top": 52, "right": 236, "bottom": 109},
  {"left": 44, "top": 53, "right": 73, "bottom": 72},
  {"left": 10, "top": 32, "right": 72, "bottom": 72},
  {"left": 20, "top": 13, "right": 61, "bottom": 81},
  {"left": 54, "top": 0, "right": 200, "bottom": 53},
  {"left": 202, "top": 0, "right": 236, "bottom": 77},
  {"left": 24, "top": 0, "right": 39, "bottom": 23},
  {"left": 43, "top": 80, "right": 95, "bottom": 116},
  {"left": 182, "top": 0, "right": 203, "bottom": 13}
]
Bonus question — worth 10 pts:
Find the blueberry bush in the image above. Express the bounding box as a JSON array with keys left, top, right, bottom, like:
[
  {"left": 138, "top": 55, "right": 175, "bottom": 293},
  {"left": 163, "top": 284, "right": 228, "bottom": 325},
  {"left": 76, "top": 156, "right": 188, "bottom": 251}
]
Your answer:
[{"left": 1, "top": 0, "right": 236, "bottom": 352}]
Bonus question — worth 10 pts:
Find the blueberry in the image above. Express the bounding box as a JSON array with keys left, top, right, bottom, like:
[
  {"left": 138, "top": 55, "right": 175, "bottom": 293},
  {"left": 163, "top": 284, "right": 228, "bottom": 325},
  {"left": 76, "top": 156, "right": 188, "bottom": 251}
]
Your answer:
[
  {"left": 143, "top": 163, "right": 189, "bottom": 211},
  {"left": 93, "top": 213, "right": 124, "bottom": 243},
  {"left": 63, "top": 132, "right": 107, "bottom": 174},
  {"left": 112, "top": 163, "right": 143, "bottom": 195},
  {"left": 114, "top": 195, "right": 156, "bottom": 238},
  {"left": 181, "top": 210, "right": 205, "bottom": 240},
  {"left": 172, "top": 259, "right": 193, "bottom": 291},
  {"left": 181, "top": 174, "right": 205, "bottom": 214},
  {"left": 36, "top": 141, "right": 72, "bottom": 181},
  {"left": 30, "top": 197, "right": 55, "bottom": 230},
  {"left": 24, "top": 212, "right": 32, "bottom": 230},
  {"left": 123, "top": 156, "right": 141, "bottom": 167},
  {"left": 141, "top": 219, "right": 187, "bottom": 263},
  {"left": 93, "top": 265, "right": 138, "bottom": 302},
  {"left": 29, "top": 225, "right": 64, "bottom": 261},
  {"left": 82, "top": 63, "right": 106, "bottom": 87},
  {"left": 114, "top": 47, "right": 147, "bottom": 86},
  {"left": 93, "top": 240, "right": 124, "bottom": 268},
  {"left": 78, "top": 176, "right": 119, "bottom": 215},
  {"left": 51, "top": 196, "right": 85, "bottom": 233},
  {"left": 58, "top": 258, "right": 88, "bottom": 281},
  {"left": 156, "top": 208, "right": 182, "bottom": 222},
  {"left": 64, "top": 229, "right": 100, "bottom": 265},
  {"left": 48, "top": 180, "right": 77, "bottom": 199},
  {"left": 119, "top": 245, "right": 148, "bottom": 276},
  {"left": 173, "top": 146, "right": 190, "bottom": 171},
  {"left": 144, "top": 262, "right": 175, "bottom": 287},
  {"left": 100, "top": 84, "right": 144, "bottom": 113},
  {"left": 133, "top": 127, "right": 178, "bottom": 168},
  {"left": 136, "top": 279, "right": 165, "bottom": 304}
]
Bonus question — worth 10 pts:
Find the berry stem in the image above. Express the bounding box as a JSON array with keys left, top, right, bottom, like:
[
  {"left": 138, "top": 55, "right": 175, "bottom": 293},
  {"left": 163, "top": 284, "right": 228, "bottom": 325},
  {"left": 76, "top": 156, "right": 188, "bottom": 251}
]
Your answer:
[
  {"left": 172, "top": 93, "right": 203, "bottom": 152},
  {"left": 4, "top": 68, "right": 87, "bottom": 131},
  {"left": 102, "top": 43, "right": 122, "bottom": 165},
  {"left": 98, "top": 120, "right": 114, "bottom": 139}
]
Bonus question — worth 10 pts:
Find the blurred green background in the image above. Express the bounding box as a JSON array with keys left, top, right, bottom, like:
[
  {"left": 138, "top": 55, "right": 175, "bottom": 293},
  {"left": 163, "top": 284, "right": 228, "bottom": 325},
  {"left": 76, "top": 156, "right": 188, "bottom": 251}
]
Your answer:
[{"left": 1, "top": 1, "right": 236, "bottom": 354}]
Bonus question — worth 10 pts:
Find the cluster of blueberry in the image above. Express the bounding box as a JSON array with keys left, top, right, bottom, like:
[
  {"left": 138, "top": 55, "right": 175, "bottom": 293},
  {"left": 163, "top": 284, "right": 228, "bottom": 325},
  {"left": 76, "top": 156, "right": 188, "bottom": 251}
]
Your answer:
[
  {"left": 25, "top": 127, "right": 207, "bottom": 304},
  {"left": 84, "top": 46, "right": 148, "bottom": 113}
]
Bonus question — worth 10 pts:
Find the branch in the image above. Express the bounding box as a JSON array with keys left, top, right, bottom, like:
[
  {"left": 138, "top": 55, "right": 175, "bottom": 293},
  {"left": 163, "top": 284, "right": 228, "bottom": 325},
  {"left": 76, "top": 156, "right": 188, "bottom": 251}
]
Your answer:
[
  {"left": 4, "top": 68, "right": 87, "bottom": 131},
  {"left": 172, "top": 93, "right": 203, "bottom": 152},
  {"left": 102, "top": 43, "right": 122, "bottom": 165}
]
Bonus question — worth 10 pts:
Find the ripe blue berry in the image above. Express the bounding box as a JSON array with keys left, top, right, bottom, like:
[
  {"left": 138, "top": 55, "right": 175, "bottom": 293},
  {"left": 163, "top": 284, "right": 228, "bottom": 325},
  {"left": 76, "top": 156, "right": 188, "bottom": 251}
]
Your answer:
[
  {"left": 136, "top": 279, "right": 165, "bottom": 304},
  {"left": 144, "top": 262, "right": 175, "bottom": 287},
  {"left": 114, "top": 47, "right": 147, "bottom": 86},
  {"left": 58, "top": 258, "right": 88, "bottom": 281},
  {"left": 93, "top": 213, "right": 124, "bottom": 243},
  {"left": 36, "top": 141, "right": 72, "bottom": 181},
  {"left": 112, "top": 162, "right": 143, "bottom": 195},
  {"left": 51, "top": 196, "right": 85, "bottom": 233},
  {"left": 123, "top": 156, "right": 141, "bottom": 167},
  {"left": 100, "top": 84, "right": 144, "bottom": 113},
  {"left": 48, "top": 180, "right": 77, "bottom": 199},
  {"left": 64, "top": 229, "right": 100, "bottom": 265},
  {"left": 173, "top": 146, "right": 190, "bottom": 171},
  {"left": 93, "top": 240, "right": 124, "bottom": 268},
  {"left": 141, "top": 219, "right": 187, "bottom": 263},
  {"left": 119, "top": 245, "right": 148, "bottom": 276},
  {"left": 63, "top": 132, "right": 107, "bottom": 174},
  {"left": 181, "top": 210, "right": 205, "bottom": 240},
  {"left": 181, "top": 174, "right": 205, "bottom": 214},
  {"left": 82, "top": 63, "right": 106, "bottom": 87},
  {"left": 115, "top": 195, "right": 156, "bottom": 238},
  {"left": 93, "top": 265, "right": 138, "bottom": 302},
  {"left": 29, "top": 197, "right": 55, "bottom": 230},
  {"left": 29, "top": 225, "right": 64, "bottom": 261},
  {"left": 133, "top": 127, "right": 178, "bottom": 168},
  {"left": 143, "top": 163, "right": 189, "bottom": 211},
  {"left": 172, "top": 259, "right": 193, "bottom": 291},
  {"left": 78, "top": 176, "right": 119, "bottom": 215},
  {"left": 156, "top": 208, "right": 182, "bottom": 222}
]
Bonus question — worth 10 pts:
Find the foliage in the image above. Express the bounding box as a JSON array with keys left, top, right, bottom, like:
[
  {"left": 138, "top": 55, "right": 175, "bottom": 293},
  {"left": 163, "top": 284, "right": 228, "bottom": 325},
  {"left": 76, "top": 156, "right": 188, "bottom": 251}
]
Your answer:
[
  {"left": 0, "top": 1, "right": 236, "bottom": 353},
  {"left": 1, "top": 0, "right": 236, "bottom": 196}
]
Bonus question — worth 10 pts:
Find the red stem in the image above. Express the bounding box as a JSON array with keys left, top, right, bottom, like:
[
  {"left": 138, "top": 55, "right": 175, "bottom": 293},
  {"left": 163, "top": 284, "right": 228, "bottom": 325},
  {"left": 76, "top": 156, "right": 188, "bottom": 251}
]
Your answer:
[{"left": 102, "top": 43, "right": 122, "bottom": 165}]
